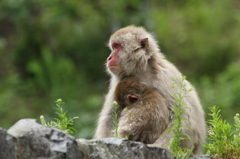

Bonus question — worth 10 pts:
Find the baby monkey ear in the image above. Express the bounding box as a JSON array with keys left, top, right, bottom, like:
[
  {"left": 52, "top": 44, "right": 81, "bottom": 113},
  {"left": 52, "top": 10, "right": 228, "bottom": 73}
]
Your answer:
[
  {"left": 140, "top": 38, "right": 148, "bottom": 49},
  {"left": 127, "top": 94, "right": 138, "bottom": 104}
]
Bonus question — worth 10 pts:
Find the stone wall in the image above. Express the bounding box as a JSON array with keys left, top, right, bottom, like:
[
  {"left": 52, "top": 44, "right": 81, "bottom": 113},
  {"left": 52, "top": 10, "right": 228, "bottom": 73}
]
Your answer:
[{"left": 0, "top": 119, "right": 212, "bottom": 159}]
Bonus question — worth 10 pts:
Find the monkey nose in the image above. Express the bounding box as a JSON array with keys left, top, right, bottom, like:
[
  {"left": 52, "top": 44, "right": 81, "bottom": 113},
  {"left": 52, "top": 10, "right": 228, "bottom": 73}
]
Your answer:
[{"left": 107, "top": 56, "right": 112, "bottom": 61}]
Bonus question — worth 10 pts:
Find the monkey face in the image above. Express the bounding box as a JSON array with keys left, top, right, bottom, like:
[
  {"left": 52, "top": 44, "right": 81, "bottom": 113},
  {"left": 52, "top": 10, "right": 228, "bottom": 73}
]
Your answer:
[{"left": 106, "top": 26, "right": 156, "bottom": 77}]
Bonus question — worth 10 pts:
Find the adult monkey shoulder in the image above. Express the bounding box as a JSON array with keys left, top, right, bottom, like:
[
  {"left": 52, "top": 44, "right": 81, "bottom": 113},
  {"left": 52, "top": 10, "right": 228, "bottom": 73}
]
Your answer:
[{"left": 94, "top": 25, "right": 206, "bottom": 155}]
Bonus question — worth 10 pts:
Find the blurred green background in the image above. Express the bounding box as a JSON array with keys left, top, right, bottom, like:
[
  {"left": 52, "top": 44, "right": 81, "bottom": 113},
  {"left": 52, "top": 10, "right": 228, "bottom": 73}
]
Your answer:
[{"left": 0, "top": 0, "right": 239, "bottom": 139}]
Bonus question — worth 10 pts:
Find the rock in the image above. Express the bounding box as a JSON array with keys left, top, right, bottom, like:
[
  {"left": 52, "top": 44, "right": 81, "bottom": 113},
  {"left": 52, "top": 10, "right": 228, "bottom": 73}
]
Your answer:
[
  {"left": 7, "top": 119, "right": 47, "bottom": 137},
  {"left": 190, "top": 155, "right": 215, "bottom": 159},
  {"left": 2, "top": 119, "right": 83, "bottom": 159},
  {"left": 0, "top": 118, "right": 213, "bottom": 159},
  {"left": 77, "top": 138, "right": 174, "bottom": 159},
  {"left": 0, "top": 128, "right": 16, "bottom": 159}
]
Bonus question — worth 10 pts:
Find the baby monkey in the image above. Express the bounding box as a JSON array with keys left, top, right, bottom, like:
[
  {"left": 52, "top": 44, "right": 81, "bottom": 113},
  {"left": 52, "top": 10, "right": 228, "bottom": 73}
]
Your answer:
[{"left": 114, "top": 76, "right": 170, "bottom": 144}]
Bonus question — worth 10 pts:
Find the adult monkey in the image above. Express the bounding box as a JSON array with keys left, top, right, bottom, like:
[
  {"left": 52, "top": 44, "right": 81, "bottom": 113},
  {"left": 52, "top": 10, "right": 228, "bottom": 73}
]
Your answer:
[{"left": 94, "top": 25, "right": 206, "bottom": 155}]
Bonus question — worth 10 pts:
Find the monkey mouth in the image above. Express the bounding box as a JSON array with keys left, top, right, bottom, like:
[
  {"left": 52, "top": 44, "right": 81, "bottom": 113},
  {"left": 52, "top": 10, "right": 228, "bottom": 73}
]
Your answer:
[{"left": 108, "top": 65, "right": 118, "bottom": 71}]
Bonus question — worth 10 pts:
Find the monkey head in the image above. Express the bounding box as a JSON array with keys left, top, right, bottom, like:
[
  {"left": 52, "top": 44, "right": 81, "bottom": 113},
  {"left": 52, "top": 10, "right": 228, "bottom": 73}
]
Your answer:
[
  {"left": 114, "top": 76, "right": 147, "bottom": 108},
  {"left": 106, "top": 25, "right": 160, "bottom": 77}
]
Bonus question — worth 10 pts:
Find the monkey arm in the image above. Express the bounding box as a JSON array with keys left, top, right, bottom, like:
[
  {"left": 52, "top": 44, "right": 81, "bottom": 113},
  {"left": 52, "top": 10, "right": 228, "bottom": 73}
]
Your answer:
[
  {"left": 94, "top": 78, "right": 119, "bottom": 138},
  {"left": 94, "top": 94, "right": 114, "bottom": 138},
  {"left": 118, "top": 98, "right": 169, "bottom": 144},
  {"left": 151, "top": 97, "right": 205, "bottom": 155}
]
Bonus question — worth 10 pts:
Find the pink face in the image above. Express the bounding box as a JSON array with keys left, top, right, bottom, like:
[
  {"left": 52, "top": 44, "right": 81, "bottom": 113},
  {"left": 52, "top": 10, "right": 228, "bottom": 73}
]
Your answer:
[{"left": 107, "top": 42, "right": 121, "bottom": 72}]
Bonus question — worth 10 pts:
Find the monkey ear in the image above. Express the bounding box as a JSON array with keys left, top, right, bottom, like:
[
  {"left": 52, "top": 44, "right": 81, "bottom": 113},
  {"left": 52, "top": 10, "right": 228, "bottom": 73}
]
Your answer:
[
  {"left": 140, "top": 38, "right": 148, "bottom": 49},
  {"left": 127, "top": 94, "right": 138, "bottom": 104}
]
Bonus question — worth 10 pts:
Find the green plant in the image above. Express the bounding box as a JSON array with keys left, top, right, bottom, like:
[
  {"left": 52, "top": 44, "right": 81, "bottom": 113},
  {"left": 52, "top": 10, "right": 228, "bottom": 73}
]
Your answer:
[
  {"left": 111, "top": 101, "right": 120, "bottom": 137},
  {"left": 205, "top": 106, "right": 240, "bottom": 159},
  {"left": 40, "top": 98, "right": 78, "bottom": 134},
  {"left": 165, "top": 75, "right": 194, "bottom": 159},
  {"left": 197, "top": 62, "right": 240, "bottom": 123}
]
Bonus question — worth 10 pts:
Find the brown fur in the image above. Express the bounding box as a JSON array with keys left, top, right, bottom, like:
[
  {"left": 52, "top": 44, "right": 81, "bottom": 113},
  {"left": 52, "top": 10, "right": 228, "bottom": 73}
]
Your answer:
[
  {"left": 94, "top": 25, "right": 206, "bottom": 155},
  {"left": 114, "top": 76, "right": 169, "bottom": 144}
]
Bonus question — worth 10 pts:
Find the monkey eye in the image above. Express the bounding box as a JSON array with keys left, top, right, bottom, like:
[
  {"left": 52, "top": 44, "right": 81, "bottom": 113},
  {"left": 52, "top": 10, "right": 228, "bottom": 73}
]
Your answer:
[{"left": 112, "top": 43, "right": 121, "bottom": 49}]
